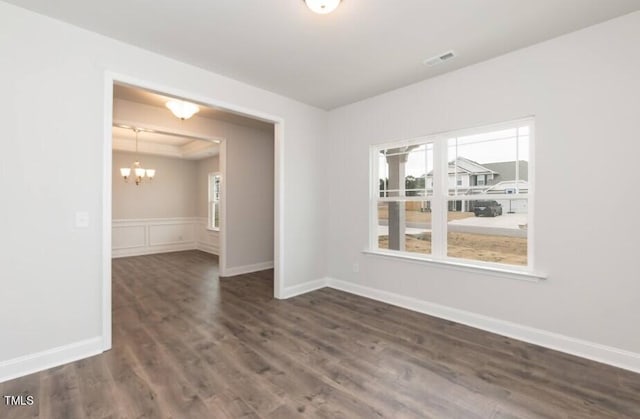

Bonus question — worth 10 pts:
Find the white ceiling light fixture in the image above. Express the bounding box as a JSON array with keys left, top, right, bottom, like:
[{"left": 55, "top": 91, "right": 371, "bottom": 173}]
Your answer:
[
  {"left": 120, "top": 128, "right": 156, "bottom": 186},
  {"left": 166, "top": 99, "right": 200, "bottom": 120},
  {"left": 304, "top": 0, "right": 341, "bottom": 15}
]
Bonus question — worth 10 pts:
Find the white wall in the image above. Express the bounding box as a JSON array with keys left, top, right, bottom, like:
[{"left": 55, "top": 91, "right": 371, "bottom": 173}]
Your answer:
[
  {"left": 3, "top": 0, "right": 637, "bottom": 381},
  {"left": 112, "top": 151, "right": 198, "bottom": 219},
  {"left": 0, "top": 1, "right": 327, "bottom": 374},
  {"left": 327, "top": 11, "right": 640, "bottom": 364}
]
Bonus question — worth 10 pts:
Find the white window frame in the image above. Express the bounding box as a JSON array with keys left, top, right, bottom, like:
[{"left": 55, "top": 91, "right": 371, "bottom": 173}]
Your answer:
[
  {"left": 369, "top": 117, "right": 538, "bottom": 277},
  {"left": 208, "top": 172, "right": 221, "bottom": 231}
]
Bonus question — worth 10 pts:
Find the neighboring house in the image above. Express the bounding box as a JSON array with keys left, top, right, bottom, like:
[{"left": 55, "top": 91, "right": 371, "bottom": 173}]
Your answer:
[
  {"left": 486, "top": 180, "right": 529, "bottom": 213},
  {"left": 423, "top": 157, "right": 529, "bottom": 213},
  {"left": 483, "top": 160, "right": 529, "bottom": 185},
  {"left": 426, "top": 157, "right": 497, "bottom": 192}
]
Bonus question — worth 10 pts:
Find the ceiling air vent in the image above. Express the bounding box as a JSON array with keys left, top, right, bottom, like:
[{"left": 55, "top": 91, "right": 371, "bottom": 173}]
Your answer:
[{"left": 423, "top": 50, "right": 456, "bottom": 67}]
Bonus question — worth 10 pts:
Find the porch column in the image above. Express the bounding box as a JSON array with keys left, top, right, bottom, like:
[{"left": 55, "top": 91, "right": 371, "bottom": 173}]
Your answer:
[{"left": 386, "top": 150, "right": 408, "bottom": 251}]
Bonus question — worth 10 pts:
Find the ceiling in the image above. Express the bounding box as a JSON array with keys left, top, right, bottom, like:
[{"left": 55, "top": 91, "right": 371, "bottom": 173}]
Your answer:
[
  {"left": 7, "top": 0, "right": 640, "bottom": 109},
  {"left": 113, "top": 84, "right": 229, "bottom": 160},
  {"left": 112, "top": 84, "right": 276, "bottom": 160},
  {"left": 113, "top": 84, "right": 273, "bottom": 132},
  {"left": 113, "top": 126, "right": 193, "bottom": 147},
  {"left": 112, "top": 125, "right": 220, "bottom": 160}
]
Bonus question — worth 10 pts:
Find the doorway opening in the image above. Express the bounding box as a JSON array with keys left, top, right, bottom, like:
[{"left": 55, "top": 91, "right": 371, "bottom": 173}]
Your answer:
[{"left": 102, "top": 74, "right": 284, "bottom": 351}]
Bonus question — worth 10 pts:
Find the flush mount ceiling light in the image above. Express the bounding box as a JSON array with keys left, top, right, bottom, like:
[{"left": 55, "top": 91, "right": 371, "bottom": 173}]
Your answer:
[
  {"left": 165, "top": 99, "right": 200, "bottom": 120},
  {"left": 304, "top": 0, "right": 341, "bottom": 14}
]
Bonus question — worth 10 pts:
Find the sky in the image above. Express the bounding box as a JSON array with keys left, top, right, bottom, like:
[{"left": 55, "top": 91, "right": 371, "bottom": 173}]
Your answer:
[{"left": 380, "top": 127, "right": 530, "bottom": 178}]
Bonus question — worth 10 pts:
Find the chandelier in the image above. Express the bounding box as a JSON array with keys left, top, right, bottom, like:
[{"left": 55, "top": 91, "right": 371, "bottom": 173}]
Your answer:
[{"left": 120, "top": 128, "right": 156, "bottom": 186}]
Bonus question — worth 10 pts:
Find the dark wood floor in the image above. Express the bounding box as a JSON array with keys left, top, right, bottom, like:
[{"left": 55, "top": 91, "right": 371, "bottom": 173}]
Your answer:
[{"left": 1, "top": 250, "right": 639, "bottom": 418}]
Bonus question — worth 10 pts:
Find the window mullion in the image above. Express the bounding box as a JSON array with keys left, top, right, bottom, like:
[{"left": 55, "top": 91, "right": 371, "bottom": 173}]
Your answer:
[
  {"left": 527, "top": 123, "right": 535, "bottom": 270},
  {"left": 370, "top": 147, "right": 380, "bottom": 250},
  {"left": 431, "top": 137, "right": 447, "bottom": 259}
]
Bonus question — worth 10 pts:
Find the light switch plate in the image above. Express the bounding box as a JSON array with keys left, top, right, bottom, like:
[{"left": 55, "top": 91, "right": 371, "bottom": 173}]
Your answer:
[{"left": 75, "top": 212, "right": 89, "bottom": 228}]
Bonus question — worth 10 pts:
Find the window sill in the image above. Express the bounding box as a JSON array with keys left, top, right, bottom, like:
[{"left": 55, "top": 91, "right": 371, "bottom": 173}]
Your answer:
[
  {"left": 206, "top": 227, "right": 220, "bottom": 232},
  {"left": 362, "top": 249, "right": 547, "bottom": 282}
]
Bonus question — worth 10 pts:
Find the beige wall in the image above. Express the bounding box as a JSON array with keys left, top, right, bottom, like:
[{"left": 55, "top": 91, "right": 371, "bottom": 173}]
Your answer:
[
  {"left": 112, "top": 96, "right": 275, "bottom": 273},
  {"left": 225, "top": 126, "right": 274, "bottom": 269},
  {"left": 112, "top": 152, "right": 198, "bottom": 219},
  {"left": 195, "top": 156, "right": 220, "bottom": 218}
]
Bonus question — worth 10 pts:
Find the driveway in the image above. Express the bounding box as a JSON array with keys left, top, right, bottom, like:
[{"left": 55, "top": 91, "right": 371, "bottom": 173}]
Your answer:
[
  {"left": 378, "top": 213, "right": 527, "bottom": 238},
  {"left": 448, "top": 213, "right": 527, "bottom": 237}
]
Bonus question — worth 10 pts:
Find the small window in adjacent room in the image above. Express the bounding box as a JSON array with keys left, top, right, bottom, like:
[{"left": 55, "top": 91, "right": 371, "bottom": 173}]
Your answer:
[
  {"left": 208, "top": 172, "right": 221, "bottom": 230},
  {"left": 371, "top": 118, "right": 534, "bottom": 272}
]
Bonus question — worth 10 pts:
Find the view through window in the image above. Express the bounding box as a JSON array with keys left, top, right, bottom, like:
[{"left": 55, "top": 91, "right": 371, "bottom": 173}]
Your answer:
[
  {"left": 373, "top": 119, "right": 532, "bottom": 269},
  {"left": 208, "top": 172, "right": 221, "bottom": 230}
]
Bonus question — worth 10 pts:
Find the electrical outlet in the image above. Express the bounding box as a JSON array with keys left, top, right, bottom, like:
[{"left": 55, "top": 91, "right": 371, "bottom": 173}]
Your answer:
[{"left": 352, "top": 263, "right": 359, "bottom": 273}]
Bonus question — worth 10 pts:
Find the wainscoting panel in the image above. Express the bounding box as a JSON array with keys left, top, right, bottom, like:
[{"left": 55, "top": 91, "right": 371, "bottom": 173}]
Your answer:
[
  {"left": 112, "top": 218, "right": 218, "bottom": 258},
  {"left": 112, "top": 224, "right": 145, "bottom": 250},
  {"left": 148, "top": 222, "right": 196, "bottom": 247},
  {"left": 196, "top": 224, "right": 220, "bottom": 255}
]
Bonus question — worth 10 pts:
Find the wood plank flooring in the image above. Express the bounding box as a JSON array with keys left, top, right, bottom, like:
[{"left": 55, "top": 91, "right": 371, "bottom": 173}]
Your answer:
[{"left": 1, "top": 250, "right": 639, "bottom": 418}]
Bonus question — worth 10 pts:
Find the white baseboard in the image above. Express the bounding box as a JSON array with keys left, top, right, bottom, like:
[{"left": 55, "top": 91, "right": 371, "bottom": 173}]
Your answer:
[
  {"left": 317, "top": 278, "right": 640, "bottom": 374},
  {"left": 112, "top": 242, "right": 197, "bottom": 258},
  {"left": 280, "top": 278, "right": 328, "bottom": 299},
  {"left": 0, "top": 337, "right": 104, "bottom": 383},
  {"left": 222, "top": 261, "right": 274, "bottom": 277},
  {"left": 196, "top": 242, "right": 219, "bottom": 256},
  {"left": 5, "top": 279, "right": 638, "bottom": 385}
]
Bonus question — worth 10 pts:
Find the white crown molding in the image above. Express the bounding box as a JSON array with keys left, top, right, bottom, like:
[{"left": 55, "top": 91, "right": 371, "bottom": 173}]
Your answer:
[
  {"left": 112, "top": 135, "right": 218, "bottom": 160},
  {"left": 113, "top": 136, "right": 183, "bottom": 158},
  {"left": 181, "top": 139, "right": 220, "bottom": 159}
]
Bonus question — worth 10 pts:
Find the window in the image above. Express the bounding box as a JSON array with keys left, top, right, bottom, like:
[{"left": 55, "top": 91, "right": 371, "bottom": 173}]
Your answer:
[
  {"left": 208, "top": 172, "right": 221, "bottom": 230},
  {"left": 376, "top": 141, "right": 434, "bottom": 255},
  {"left": 371, "top": 118, "right": 533, "bottom": 271}
]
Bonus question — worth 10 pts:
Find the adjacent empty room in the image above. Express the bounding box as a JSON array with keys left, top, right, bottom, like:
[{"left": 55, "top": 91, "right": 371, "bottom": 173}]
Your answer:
[{"left": 1, "top": 1, "right": 640, "bottom": 418}]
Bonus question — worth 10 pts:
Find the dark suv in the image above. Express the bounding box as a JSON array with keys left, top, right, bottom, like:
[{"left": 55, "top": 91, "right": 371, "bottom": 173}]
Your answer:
[{"left": 473, "top": 200, "right": 503, "bottom": 217}]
